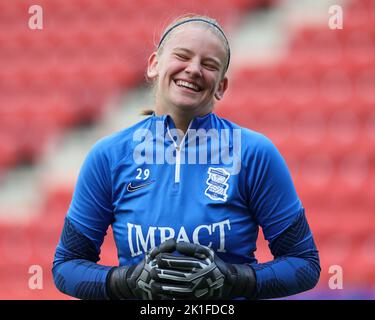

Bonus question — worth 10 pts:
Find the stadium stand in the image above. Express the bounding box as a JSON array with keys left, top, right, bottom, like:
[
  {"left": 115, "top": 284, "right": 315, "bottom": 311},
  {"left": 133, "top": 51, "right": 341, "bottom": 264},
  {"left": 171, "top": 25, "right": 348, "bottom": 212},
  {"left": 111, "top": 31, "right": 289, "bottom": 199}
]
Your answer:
[
  {"left": 0, "top": 0, "right": 270, "bottom": 299},
  {"left": 217, "top": 0, "right": 375, "bottom": 297},
  {"left": 0, "top": 0, "right": 373, "bottom": 299}
]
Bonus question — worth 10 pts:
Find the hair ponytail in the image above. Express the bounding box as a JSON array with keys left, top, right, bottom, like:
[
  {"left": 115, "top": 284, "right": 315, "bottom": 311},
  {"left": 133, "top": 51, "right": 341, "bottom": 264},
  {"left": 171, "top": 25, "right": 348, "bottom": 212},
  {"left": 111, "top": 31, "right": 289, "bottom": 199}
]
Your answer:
[{"left": 140, "top": 109, "right": 154, "bottom": 116}]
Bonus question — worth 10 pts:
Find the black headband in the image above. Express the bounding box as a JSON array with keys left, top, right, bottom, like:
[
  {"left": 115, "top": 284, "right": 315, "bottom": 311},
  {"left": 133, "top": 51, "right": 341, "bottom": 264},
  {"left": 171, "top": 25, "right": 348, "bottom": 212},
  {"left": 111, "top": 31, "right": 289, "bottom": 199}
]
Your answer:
[{"left": 158, "top": 18, "right": 231, "bottom": 72}]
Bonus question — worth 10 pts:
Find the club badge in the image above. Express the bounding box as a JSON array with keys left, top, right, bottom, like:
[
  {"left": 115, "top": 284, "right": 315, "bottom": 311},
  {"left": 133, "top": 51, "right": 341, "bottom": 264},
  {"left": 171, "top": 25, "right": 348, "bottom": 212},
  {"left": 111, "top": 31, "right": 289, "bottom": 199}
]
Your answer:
[{"left": 204, "top": 167, "right": 230, "bottom": 202}]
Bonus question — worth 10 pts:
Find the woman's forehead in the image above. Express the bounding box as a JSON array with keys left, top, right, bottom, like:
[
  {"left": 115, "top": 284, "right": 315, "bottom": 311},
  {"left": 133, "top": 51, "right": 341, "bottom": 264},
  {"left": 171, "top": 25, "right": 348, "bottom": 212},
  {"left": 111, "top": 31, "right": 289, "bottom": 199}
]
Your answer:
[{"left": 163, "top": 24, "right": 227, "bottom": 57}]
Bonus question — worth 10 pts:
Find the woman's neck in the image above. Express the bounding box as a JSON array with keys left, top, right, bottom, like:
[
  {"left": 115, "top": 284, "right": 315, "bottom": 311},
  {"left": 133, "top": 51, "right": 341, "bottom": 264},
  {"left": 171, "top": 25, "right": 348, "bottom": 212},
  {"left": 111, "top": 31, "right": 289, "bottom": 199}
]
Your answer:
[{"left": 155, "top": 103, "right": 212, "bottom": 133}]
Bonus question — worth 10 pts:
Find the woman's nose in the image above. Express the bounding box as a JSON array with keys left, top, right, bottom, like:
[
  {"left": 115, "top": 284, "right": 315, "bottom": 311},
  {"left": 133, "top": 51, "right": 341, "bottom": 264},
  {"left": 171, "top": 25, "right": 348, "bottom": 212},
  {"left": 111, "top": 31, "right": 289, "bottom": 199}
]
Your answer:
[{"left": 184, "top": 59, "right": 202, "bottom": 77}]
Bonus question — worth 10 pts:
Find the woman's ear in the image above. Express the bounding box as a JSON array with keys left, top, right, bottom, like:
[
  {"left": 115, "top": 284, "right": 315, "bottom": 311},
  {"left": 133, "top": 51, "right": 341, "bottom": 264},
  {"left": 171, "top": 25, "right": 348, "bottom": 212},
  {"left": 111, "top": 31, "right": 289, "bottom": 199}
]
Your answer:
[
  {"left": 215, "top": 77, "right": 228, "bottom": 100},
  {"left": 147, "top": 52, "right": 159, "bottom": 79}
]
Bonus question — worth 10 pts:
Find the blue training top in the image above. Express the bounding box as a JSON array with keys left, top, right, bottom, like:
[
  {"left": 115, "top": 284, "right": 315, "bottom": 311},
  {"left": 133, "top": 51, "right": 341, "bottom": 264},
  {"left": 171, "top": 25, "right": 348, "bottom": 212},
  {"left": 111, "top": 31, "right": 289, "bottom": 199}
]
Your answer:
[{"left": 53, "top": 112, "right": 320, "bottom": 299}]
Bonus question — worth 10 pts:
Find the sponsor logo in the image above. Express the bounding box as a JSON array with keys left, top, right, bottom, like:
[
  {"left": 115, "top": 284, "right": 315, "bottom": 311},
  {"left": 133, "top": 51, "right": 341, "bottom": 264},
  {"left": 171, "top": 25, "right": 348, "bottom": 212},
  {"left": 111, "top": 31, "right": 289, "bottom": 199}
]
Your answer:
[
  {"left": 127, "top": 180, "right": 155, "bottom": 192},
  {"left": 127, "top": 220, "right": 231, "bottom": 257}
]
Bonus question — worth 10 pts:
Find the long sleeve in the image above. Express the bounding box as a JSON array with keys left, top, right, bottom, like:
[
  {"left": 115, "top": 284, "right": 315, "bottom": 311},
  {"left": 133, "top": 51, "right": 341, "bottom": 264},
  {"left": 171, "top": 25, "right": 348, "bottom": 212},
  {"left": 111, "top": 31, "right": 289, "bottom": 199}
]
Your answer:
[
  {"left": 250, "top": 209, "right": 321, "bottom": 299},
  {"left": 52, "top": 138, "right": 115, "bottom": 299},
  {"left": 53, "top": 218, "right": 114, "bottom": 299},
  {"left": 246, "top": 133, "right": 320, "bottom": 299}
]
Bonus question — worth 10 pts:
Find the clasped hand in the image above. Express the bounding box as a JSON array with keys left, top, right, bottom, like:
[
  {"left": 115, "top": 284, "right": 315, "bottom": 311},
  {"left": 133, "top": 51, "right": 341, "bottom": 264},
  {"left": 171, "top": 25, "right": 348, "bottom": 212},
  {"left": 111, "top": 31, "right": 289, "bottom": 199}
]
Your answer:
[{"left": 129, "top": 239, "right": 255, "bottom": 300}]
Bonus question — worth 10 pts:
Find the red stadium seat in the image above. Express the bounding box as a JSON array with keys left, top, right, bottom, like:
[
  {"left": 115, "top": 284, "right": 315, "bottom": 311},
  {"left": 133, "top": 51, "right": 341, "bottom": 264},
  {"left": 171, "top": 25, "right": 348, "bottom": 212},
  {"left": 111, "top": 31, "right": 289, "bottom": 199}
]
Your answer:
[
  {"left": 0, "top": 226, "right": 34, "bottom": 266},
  {"left": 1, "top": 0, "right": 373, "bottom": 297},
  {"left": 100, "top": 227, "right": 119, "bottom": 266},
  {"left": 343, "top": 32, "right": 375, "bottom": 68},
  {"left": 0, "top": 130, "right": 20, "bottom": 170}
]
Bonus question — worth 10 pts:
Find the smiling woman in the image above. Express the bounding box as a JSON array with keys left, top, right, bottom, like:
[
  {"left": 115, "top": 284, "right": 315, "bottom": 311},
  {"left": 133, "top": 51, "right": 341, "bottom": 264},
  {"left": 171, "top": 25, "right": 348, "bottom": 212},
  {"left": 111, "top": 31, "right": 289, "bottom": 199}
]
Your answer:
[
  {"left": 52, "top": 13, "right": 321, "bottom": 301},
  {"left": 146, "top": 14, "right": 230, "bottom": 132}
]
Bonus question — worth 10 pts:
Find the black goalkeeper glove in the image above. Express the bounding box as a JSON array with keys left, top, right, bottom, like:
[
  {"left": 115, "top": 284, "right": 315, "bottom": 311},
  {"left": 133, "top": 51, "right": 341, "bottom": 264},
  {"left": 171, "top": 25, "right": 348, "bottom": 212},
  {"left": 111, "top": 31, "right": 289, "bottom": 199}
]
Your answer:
[
  {"left": 106, "top": 239, "right": 177, "bottom": 300},
  {"left": 149, "top": 242, "right": 257, "bottom": 300}
]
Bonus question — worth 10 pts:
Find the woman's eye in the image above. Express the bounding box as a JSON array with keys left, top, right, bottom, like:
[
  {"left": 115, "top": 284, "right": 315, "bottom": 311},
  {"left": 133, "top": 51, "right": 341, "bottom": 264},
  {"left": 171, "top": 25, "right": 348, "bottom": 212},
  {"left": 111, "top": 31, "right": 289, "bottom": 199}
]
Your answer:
[
  {"left": 175, "top": 54, "right": 189, "bottom": 60},
  {"left": 203, "top": 64, "right": 219, "bottom": 71}
]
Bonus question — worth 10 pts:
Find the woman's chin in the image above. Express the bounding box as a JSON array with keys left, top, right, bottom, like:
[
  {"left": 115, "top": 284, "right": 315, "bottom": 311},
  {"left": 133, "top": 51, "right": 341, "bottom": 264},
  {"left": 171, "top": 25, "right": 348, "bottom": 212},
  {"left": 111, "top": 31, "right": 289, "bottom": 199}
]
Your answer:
[{"left": 170, "top": 97, "right": 203, "bottom": 111}]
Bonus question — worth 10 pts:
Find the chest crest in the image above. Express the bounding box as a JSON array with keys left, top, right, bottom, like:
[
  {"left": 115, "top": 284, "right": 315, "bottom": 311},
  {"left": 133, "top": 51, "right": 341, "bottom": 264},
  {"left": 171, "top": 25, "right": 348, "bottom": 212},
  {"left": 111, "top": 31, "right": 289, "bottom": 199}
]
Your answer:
[{"left": 204, "top": 167, "right": 230, "bottom": 202}]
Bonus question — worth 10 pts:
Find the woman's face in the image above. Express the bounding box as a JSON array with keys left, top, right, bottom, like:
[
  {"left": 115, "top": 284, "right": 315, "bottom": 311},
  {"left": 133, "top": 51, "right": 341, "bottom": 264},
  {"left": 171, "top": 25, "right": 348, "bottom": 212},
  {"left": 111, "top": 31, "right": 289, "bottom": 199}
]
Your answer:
[{"left": 147, "top": 23, "right": 228, "bottom": 115}]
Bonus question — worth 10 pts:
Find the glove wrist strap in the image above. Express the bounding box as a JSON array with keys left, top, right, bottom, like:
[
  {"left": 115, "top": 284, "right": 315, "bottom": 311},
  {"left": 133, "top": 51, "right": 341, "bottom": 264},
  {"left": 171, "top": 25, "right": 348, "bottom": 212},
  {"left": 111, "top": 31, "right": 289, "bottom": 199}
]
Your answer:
[
  {"left": 106, "top": 266, "right": 135, "bottom": 299},
  {"left": 231, "top": 264, "right": 257, "bottom": 299}
]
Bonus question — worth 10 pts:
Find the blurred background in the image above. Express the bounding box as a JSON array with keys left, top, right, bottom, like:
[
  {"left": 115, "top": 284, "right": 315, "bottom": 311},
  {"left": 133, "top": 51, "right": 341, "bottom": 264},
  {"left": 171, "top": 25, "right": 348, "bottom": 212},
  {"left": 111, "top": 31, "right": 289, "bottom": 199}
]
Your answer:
[{"left": 0, "top": 0, "right": 374, "bottom": 299}]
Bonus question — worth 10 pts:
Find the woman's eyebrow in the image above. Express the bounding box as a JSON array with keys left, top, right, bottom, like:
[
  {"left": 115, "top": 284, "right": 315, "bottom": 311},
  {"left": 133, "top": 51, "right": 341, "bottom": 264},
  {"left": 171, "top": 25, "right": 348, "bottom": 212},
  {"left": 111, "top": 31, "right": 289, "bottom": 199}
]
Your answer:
[
  {"left": 173, "top": 47, "right": 193, "bottom": 54},
  {"left": 173, "top": 47, "right": 222, "bottom": 67}
]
